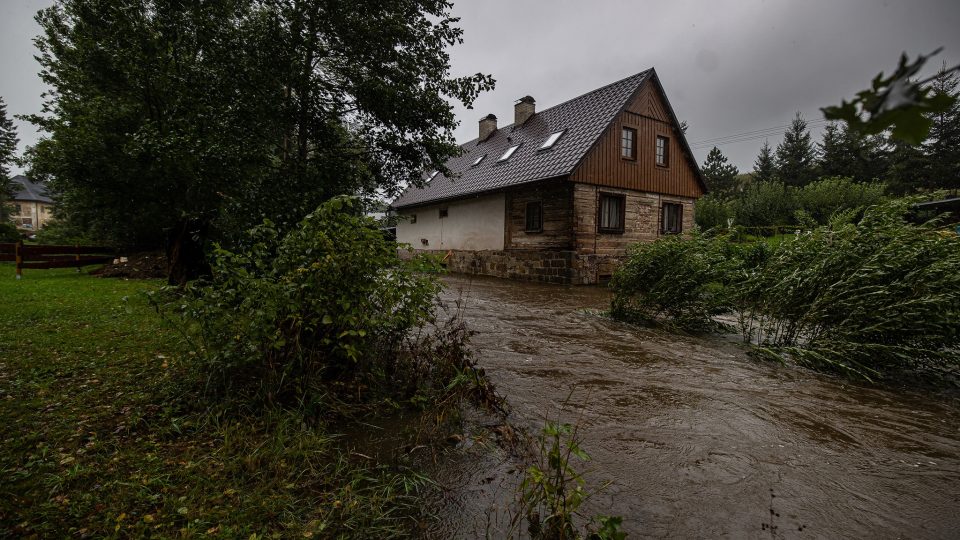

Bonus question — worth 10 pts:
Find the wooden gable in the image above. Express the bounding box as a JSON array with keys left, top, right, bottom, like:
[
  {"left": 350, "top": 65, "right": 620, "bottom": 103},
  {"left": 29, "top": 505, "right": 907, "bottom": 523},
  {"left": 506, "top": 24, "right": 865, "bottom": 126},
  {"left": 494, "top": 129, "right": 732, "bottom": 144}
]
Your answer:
[{"left": 570, "top": 79, "right": 705, "bottom": 198}]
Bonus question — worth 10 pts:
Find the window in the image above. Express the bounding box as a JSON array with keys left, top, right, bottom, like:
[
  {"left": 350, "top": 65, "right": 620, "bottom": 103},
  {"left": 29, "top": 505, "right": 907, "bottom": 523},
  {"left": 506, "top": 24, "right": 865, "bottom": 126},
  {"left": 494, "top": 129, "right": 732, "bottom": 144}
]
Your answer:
[
  {"left": 525, "top": 201, "right": 543, "bottom": 232},
  {"left": 427, "top": 170, "right": 439, "bottom": 181},
  {"left": 598, "top": 193, "right": 625, "bottom": 233},
  {"left": 472, "top": 154, "right": 486, "bottom": 166},
  {"left": 621, "top": 127, "right": 636, "bottom": 160},
  {"left": 656, "top": 135, "right": 669, "bottom": 166},
  {"left": 14, "top": 204, "right": 21, "bottom": 214},
  {"left": 662, "top": 202, "right": 683, "bottom": 234},
  {"left": 409, "top": 214, "right": 417, "bottom": 224},
  {"left": 498, "top": 144, "right": 521, "bottom": 162},
  {"left": 439, "top": 207, "right": 448, "bottom": 218},
  {"left": 539, "top": 131, "right": 564, "bottom": 150}
]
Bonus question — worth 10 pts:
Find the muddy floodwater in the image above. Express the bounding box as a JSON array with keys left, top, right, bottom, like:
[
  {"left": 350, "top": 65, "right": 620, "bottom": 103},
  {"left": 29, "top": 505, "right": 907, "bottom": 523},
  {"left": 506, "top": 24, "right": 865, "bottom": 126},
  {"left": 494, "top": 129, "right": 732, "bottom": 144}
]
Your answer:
[{"left": 428, "top": 275, "right": 960, "bottom": 538}]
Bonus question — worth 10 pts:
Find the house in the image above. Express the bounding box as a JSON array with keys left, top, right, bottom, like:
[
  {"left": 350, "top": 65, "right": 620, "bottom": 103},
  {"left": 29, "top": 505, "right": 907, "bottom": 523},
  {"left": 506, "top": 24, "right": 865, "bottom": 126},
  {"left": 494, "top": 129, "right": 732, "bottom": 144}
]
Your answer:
[
  {"left": 8, "top": 175, "right": 55, "bottom": 231},
  {"left": 390, "top": 68, "right": 707, "bottom": 284}
]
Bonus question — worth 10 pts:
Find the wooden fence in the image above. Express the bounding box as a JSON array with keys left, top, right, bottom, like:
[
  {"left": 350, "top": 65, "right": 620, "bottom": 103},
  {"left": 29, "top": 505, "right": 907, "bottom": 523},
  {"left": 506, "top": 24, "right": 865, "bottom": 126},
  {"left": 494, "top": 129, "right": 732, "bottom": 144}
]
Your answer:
[{"left": 0, "top": 241, "right": 115, "bottom": 279}]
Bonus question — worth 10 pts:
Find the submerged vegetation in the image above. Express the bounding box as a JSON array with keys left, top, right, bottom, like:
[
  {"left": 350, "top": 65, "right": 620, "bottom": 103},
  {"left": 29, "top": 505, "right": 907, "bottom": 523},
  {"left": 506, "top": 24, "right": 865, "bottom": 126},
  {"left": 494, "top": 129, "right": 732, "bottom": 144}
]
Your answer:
[{"left": 612, "top": 197, "right": 960, "bottom": 381}]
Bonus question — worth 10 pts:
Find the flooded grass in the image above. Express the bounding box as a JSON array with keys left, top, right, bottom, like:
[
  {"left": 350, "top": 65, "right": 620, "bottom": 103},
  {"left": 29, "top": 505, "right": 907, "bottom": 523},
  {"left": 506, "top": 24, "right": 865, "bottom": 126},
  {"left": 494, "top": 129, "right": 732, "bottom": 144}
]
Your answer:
[{"left": 0, "top": 267, "right": 472, "bottom": 537}]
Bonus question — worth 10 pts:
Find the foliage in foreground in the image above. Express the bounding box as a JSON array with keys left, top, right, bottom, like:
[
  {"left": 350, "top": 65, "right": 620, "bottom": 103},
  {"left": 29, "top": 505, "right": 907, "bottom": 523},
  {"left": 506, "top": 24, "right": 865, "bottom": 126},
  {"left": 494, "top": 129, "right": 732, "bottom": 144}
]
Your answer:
[
  {"left": 513, "top": 420, "right": 625, "bottom": 540},
  {"left": 0, "top": 268, "right": 440, "bottom": 537},
  {"left": 613, "top": 198, "right": 960, "bottom": 380},
  {"left": 156, "top": 196, "right": 501, "bottom": 417}
]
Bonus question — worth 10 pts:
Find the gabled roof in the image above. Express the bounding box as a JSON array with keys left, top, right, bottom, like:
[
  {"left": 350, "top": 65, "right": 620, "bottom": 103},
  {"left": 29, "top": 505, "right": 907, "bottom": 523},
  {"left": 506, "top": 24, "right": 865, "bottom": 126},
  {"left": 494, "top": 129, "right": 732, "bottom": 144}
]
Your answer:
[
  {"left": 10, "top": 175, "right": 53, "bottom": 204},
  {"left": 392, "top": 70, "right": 657, "bottom": 209}
]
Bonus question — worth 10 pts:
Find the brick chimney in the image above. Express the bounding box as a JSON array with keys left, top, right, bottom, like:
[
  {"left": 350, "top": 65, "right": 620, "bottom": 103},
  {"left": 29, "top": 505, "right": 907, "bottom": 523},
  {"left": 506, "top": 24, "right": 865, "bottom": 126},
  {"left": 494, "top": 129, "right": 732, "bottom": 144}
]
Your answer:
[
  {"left": 514, "top": 95, "right": 536, "bottom": 125},
  {"left": 479, "top": 114, "right": 497, "bottom": 141}
]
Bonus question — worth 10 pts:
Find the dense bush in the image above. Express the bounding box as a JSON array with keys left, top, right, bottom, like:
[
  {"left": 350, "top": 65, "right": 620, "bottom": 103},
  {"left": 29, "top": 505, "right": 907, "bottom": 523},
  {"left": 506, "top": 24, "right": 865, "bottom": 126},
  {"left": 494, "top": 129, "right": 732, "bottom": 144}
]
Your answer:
[
  {"left": 694, "top": 194, "right": 733, "bottom": 231},
  {"left": 31, "top": 220, "right": 102, "bottom": 245},
  {"left": 0, "top": 221, "right": 19, "bottom": 242},
  {"left": 610, "top": 233, "right": 768, "bottom": 329},
  {"left": 793, "top": 176, "right": 886, "bottom": 225},
  {"left": 158, "top": 197, "right": 465, "bottom": 408},
  {"left": 732, "top": 180, "right": 796, "bottom": 228},
  {"left": 739, "top": 198, "right": 960, "bottom": 379},
  {"left": 612, "top": 197, "right": 960, "bottom": 380}
]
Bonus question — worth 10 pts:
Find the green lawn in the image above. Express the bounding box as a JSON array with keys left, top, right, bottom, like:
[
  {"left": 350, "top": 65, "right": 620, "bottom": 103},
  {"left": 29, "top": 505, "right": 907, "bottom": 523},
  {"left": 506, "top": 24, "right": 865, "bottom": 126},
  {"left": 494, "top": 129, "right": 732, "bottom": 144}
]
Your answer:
[{"left": 0, "top": 266, "right": 431, "bottom": 538}]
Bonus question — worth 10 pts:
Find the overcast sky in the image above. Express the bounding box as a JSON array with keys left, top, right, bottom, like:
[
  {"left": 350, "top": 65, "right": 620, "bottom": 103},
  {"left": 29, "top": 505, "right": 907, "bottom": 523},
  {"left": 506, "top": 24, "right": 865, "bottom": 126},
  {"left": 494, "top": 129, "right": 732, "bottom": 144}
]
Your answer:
[{"left": 2, "top": 0, "right": 960, "bottom": 175}]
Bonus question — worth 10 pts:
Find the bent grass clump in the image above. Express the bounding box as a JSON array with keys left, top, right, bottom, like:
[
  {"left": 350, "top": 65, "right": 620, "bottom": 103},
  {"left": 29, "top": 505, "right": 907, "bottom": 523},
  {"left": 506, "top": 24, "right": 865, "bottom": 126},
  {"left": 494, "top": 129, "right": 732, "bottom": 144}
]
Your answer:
[{"left": 611, "top": 197, "right": 960, "bottom": 381}]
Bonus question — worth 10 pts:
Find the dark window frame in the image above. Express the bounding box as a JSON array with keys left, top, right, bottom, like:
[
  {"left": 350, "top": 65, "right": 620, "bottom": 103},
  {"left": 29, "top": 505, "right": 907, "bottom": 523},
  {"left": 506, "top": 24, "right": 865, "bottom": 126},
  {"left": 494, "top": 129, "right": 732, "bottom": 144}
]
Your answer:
[
  {"left": 656, "top": 135, "right": 670, "bottom": 167},
  {"left": 621, "top": 127, "right": 637, "bottom": 160},
  {"left": 439, "top": 207, "right": 448, "bottom": 219},
  {"left": 524, "top": 201, "right": 543, "bottom": 233},
  {"left": 598, "top": 192, "right": 626, "bottom": 234},
  {"left": 409, "top": 213, "right": 417, "bottom": 224},
  {"left": 662, "top": 202, "right": 683, "bottom": 234}
]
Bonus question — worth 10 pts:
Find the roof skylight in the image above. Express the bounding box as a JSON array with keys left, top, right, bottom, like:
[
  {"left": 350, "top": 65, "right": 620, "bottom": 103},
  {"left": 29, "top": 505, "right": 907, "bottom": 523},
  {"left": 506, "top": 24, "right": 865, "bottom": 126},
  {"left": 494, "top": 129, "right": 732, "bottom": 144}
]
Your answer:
[
  {"left": 497, "top": 144, "right": 521, "bottom": 162},
  {"left": 539, "top": 130, "right": 565, "bottom": 150},
  {"left": 427, "top": 170, "right": 439, "bottom": 180},
  {"left": 472, "top": 154, "right": 486, "bottom": 166}
]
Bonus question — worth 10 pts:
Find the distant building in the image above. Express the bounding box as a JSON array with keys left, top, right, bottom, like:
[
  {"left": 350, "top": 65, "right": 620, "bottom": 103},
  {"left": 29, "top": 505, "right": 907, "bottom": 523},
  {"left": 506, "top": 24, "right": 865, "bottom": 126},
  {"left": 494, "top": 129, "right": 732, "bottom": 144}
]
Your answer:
[
  {"left": 9, "top": 175, "right": 55, "bottom": 230},
  {"left": 391, "top": 68, "right": 706, "bottom": 284}
]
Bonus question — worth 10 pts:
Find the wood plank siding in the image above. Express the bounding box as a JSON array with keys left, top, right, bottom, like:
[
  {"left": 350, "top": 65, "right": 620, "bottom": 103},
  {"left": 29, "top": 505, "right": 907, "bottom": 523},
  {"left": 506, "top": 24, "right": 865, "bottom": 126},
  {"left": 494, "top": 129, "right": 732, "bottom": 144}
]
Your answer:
[
  {"left": 570, "top": 82, "right": 704, "bottom": 199},
  {"left": 504, "top": 180, "right": 574, "bottom": 250}
]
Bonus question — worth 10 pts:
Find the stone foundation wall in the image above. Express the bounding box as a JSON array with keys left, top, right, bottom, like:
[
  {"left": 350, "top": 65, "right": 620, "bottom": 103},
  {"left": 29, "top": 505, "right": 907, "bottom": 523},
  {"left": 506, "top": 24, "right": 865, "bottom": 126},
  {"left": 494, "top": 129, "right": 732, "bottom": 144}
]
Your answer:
[{"left": 412, "top": 249, "right": 622, "bottom": 285}]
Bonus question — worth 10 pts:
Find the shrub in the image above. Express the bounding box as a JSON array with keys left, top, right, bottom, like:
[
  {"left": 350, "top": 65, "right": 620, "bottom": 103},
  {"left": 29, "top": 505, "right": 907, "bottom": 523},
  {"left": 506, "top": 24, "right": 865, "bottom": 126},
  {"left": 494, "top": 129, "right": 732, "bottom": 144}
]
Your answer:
[
  {"left": 794, "top": 176, "right": 886, "bottom": 225},
  {"left": 731, "top": 181, "right": 797, "bottom": 228},
  {"left": 158, "top": 196, "right": 449, "bottom": 408},
  {"left": 610, "top": 233, "right": 767, "bottom": 329},
  {"left": 694, "top": 193, "right": 732, "bottom": 231},
  {"left": 32, "top": 220, "right": 102, "bottom": 245},
  {"left": 738, "top": 198, "right": 960, "bottom": 379},
  {"left": 0, "top": 221, "right": 19, "bottom": 242}
]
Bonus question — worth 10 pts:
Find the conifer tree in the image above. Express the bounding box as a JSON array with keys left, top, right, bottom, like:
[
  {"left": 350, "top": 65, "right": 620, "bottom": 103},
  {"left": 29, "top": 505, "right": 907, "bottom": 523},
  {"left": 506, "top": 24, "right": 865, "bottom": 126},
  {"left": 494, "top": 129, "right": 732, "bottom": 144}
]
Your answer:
[
  {"left": 753, "top": 139, "right": 777, "bottom": 183},
  {"left": 925, "top": 63, "right": 960, "bottom": 189},
  {"left": 0, "top": 97, "right": 19, "bottom": 221},
  {"left": 701, "top": 146, "right": 739, "bottom": 194},
  {"left": 775, "top": 112, "right": 817, "bottom": 186}
]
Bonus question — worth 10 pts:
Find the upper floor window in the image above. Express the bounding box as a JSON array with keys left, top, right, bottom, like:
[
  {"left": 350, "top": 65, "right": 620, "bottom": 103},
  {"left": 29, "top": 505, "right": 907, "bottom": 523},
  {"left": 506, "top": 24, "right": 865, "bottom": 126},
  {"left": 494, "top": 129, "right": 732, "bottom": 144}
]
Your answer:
[
  {"left": 14, "top": 204, "right": 22, "bottom": 214},
  {"left": 598, "top": 193, "right": 625, "bottom": 233},
  {"left": 525, "top": 201, "right": 543, "bottom": 232},
  {"left": 662, "top": 202, "right": 683, "bottom": 234},
  {"left": 439, "top": 207, "right": 449, "bottom": 218},
  {"left": 656, "top": 135, "right": 669, "bottom": 166},
  {"left": 621, "top": 127, "right": 636, "bottom": 160},
  {"left": 498, "top": 144, "right": 521, "bottom": 162}
]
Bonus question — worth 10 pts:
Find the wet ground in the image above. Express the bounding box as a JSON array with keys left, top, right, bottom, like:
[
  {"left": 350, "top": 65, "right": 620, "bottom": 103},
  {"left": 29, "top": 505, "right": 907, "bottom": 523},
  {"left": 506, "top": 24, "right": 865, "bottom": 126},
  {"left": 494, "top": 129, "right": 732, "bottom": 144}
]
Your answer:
[{"left": 429, "top": 274, "right": 960, "bottom": 538}]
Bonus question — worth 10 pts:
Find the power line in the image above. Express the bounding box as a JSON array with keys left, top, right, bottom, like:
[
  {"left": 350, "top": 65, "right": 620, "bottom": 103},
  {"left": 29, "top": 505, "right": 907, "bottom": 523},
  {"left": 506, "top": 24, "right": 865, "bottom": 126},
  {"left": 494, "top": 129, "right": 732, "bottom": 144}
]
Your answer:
[{"left": 689, "top": 118, "right": 832, "bottom": 150}]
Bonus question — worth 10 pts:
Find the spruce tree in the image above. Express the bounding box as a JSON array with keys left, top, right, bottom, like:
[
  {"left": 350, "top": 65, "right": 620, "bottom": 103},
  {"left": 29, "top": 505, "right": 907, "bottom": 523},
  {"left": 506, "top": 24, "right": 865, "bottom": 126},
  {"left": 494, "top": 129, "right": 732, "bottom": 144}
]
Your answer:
[
  {"left": 0, "top": 97, "right": 18, "bottom": 221},
  {"left": 701, "top": 146, "right": 739, "bottom": 194},
  {"left": 753, "top": 140, "right": 777, "bottom": 183},
  {"left": 817, "top": 122, "right": 848, "bottom": 178},
  {"left": 924, "top": 63, "right": 960, "bottom": 189},
  {"left": 775, "top": 112, "right": 817, "bottom": 186}
]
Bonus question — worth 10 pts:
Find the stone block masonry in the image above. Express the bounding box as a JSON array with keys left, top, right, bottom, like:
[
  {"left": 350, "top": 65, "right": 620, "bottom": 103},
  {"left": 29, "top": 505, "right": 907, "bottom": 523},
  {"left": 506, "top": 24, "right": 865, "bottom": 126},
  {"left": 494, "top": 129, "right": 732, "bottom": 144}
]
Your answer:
[{"left": 410, "top": 249, "right": 623, "bottom": 285}]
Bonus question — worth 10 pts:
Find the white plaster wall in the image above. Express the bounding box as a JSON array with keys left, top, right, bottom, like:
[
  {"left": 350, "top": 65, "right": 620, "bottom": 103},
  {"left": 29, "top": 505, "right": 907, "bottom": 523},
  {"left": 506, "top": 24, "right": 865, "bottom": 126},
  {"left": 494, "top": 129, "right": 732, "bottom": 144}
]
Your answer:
[{"left": 396, "top": 193, "right": 505, "bottom": 251}]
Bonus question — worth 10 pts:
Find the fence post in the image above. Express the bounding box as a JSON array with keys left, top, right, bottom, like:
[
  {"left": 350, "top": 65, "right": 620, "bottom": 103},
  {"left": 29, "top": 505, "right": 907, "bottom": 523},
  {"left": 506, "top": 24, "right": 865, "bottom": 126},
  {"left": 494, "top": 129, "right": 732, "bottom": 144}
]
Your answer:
[
  {"left": 15, "top": 240, "right": 23, "bottom": 280},
  {"left": 75, "top": 243, "right": 81, "bottom": 273}
]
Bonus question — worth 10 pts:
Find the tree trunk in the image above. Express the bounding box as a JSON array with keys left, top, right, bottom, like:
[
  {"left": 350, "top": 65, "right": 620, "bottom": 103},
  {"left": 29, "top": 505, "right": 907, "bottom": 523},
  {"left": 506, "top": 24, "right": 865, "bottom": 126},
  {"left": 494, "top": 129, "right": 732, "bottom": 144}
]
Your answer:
[{"left": 166, "top": 217, "right": 211, "bottom": 286}]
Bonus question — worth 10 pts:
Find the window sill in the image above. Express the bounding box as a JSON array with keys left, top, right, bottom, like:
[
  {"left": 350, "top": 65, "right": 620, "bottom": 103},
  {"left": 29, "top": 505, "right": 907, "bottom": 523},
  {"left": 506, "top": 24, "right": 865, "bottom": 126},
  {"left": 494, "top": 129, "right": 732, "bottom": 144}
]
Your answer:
[
  {"left": 598, "top": 228, "right": 625, "bottom": 235},
  {"left": 524, "top": 229, "right": 543, "bottom": 234}
]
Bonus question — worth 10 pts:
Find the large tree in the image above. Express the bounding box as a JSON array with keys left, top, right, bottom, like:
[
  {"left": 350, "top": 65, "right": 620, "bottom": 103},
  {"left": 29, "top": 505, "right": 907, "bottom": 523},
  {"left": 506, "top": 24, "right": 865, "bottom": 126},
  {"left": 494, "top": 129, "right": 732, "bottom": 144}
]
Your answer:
[
  {"left": 924, "top": 63, "right": 960, "bottom": 190},
  {"left": 701, "top": 146, "right": 739, "bottom": 194},
  {"left": 817, "top": 122, "right": 888, "bottom": 182},
  {"left": 753, "top": 139, "right": 777, "bottom": 183},
  {"left": 27, "top": 0, "right": 493, "bottom": 283},
  {"left": 0, "top": 97, "right": 17, "bottom": 221},
  {"left": 775, "top": 112, "right": 817, "bottom": 187}
]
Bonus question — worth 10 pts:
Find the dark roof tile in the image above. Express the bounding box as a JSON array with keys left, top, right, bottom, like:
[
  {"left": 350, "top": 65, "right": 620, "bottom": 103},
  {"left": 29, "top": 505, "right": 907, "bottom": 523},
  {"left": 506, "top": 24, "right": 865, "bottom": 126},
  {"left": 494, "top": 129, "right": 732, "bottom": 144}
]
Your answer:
[
  {"left": 11, "top": 175, "right": 53, "bottom": 204},
  {"left": 391, "top": 70, "right": 652, "bottom": 209}
]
